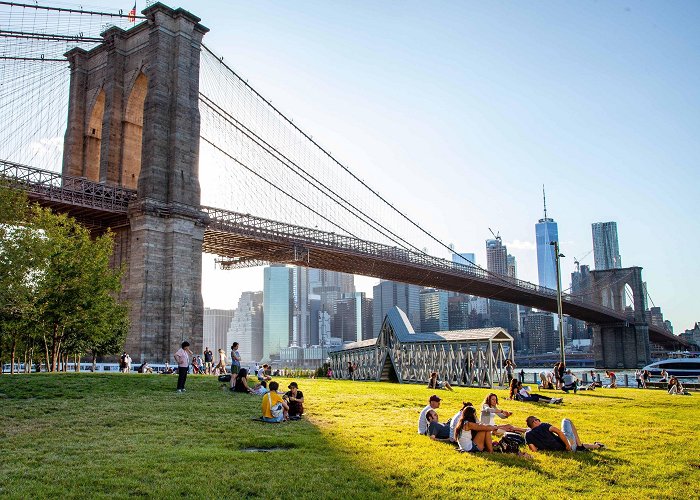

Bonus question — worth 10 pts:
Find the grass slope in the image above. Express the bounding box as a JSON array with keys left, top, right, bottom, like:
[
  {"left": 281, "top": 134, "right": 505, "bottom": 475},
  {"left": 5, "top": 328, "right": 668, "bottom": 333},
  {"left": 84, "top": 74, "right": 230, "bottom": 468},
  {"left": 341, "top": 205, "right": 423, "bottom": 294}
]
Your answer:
[{"left": 0, "top": 374, "right": 698, "bottom": 499}]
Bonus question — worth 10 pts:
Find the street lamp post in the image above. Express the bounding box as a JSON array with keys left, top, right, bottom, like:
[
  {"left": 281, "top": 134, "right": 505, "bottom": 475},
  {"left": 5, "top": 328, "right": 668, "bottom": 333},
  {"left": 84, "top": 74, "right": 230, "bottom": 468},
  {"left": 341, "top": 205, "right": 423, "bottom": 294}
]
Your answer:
[
  {"left": 181, "top": 297, "right": 188, "bottom": 343},
  {"left": 551, "top": 241, "right": 566, "bottom": 366}
]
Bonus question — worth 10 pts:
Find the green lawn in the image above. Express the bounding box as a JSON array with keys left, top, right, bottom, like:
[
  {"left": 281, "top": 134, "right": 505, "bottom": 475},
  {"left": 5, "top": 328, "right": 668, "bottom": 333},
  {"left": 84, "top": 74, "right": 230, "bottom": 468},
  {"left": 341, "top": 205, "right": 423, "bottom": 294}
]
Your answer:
[{"left": 0, "top": 374, "right": 698, "bottom": 499}]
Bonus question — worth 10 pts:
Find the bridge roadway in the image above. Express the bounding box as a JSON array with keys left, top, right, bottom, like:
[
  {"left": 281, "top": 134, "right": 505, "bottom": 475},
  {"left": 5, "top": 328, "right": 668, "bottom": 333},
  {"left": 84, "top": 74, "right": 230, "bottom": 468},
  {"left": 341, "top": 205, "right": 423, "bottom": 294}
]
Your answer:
[{"left": 0, "top": 160, "right": 683, "bottom": 348}]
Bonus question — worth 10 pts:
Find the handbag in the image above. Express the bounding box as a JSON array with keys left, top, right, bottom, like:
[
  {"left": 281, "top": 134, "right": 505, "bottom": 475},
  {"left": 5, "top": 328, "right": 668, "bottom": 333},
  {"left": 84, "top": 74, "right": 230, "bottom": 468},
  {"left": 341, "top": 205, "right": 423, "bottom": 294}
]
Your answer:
[{"left": 268, "top": 392, "right": 283, "bottom": 418}]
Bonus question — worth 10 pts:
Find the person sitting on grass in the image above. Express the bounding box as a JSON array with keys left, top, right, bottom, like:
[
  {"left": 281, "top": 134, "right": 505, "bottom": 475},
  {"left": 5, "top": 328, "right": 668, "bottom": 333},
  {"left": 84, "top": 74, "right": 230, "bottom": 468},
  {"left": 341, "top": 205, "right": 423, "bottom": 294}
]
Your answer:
[
  {"left": 539, "top": 370, "right": 555, "bottom": 390},
  {"left": 668, "top": 377, "right": 689, "bottom": 395},
  {"left": 516, "top": 382, "right": 562, "bottom": 404},
  {"left": 425, "top": 409, "right": 453, "bottom": 442},
  {"left": 454, "top": 404, "right": 513, "bottom": 452},
  {"left": 428, "top": 371, "right": 453, "bottom": 391},
  {"left": 261, "top": 381, "right": 288, "bottom": 423},
  {"left": 524, "top": 416, "right": 605, "bottom": 452},
  {"left": 251, "top": 380, "right": 269, "bottom": 395},
  {"left": 562, "top": 370, "right": 578, "bottom": 394},
  {"left": 418, "top": 395, "right": 442, "bottom": 435},
  {"left": 257, "top": 364, "right": 272, "bottom": 382},
  {"left": 230, "top": 368, "right": 254, "bottom": 394},
  {"left": 284, "top": 382, "right": 304, "bottom": 419},
  {"left": 481, "top": 393, "right": 527, "bottom": 434}
]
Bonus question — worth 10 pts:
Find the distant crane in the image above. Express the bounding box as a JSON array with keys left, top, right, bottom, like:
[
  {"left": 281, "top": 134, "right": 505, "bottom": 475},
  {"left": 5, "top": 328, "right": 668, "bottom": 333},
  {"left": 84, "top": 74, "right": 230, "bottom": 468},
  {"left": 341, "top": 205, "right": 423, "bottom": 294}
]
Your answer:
[
  {"left": 488, "top": 227, "right": 501, "bottom": 242},
  {"left": 572, "top": 248, "right": 594, "bottom": 272}
]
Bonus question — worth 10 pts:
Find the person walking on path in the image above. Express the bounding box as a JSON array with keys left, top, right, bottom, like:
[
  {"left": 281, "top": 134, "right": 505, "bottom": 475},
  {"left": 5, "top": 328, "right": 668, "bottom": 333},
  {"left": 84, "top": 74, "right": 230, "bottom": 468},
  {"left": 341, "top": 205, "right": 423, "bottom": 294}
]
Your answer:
[{"left": 174, "top": 341, "right": 193, "bottom": 392}]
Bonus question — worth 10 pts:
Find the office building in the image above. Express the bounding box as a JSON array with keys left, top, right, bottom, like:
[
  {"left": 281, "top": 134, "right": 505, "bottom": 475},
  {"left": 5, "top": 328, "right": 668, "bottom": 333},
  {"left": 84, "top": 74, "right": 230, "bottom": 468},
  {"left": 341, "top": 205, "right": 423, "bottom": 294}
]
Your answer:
[
  {"left": 486, "top": 238, "right": 508, "bottom": 276},
  {"left": 227, "top": 291, "right": 263, "bottom": 363},
  {"left": 521, "top": 309, "right": 556, "bottom": 354},
  {"left": 263, "top": 264, "right": 292, "bottom": 361},
  {"left": 592, "top": 222, "right": 622, "bottom": 270},
  {"left": 535, "top": 192, "right": 559, "bottom": 290},
  {"left": 203, "top": 308, "right": 234, "bottom": 353},
  {"left": 291, "top": 266, "right": 310, "bottom": 347},
  {"left": 372, "top": 280, "right": 421, "bottom": 337},
  {"left": 452, "top": 252, "right": 476, "bottom": 269},
  {"left": 570, "top": 264, "right": 592, "bottom": 340},
  {"left": 419, "top": 288, "right": 449, "bottom": 332},
  {"left": 308, "top": 268, "right": 355, "bottom": 316},
  {"left": 332, "top": 292, "right": 373, "bottom": 343}
]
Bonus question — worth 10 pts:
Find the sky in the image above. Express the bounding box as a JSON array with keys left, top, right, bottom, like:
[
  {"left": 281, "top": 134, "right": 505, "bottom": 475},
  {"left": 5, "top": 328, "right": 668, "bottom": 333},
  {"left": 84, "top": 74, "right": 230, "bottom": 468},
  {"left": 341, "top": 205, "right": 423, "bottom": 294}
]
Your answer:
[{"left": 56, "top": 1, "right": 700, "bottom": 331}]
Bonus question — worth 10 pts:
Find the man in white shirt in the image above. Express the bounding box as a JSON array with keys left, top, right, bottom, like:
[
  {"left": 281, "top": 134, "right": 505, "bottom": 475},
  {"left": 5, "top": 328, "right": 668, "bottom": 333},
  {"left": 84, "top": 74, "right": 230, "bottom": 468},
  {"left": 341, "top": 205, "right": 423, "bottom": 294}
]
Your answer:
[
  {"left": 174, "top": 341, "right": 193, "bottom": 393},
  {"left": 418, "top": 395, "right": 442, "bottom": 435}
]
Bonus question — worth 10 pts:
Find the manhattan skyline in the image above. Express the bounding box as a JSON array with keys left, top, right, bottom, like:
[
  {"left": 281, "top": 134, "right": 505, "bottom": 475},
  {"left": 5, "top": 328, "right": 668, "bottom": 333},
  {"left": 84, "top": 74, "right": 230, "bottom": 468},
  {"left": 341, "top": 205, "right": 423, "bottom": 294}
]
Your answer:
[{"left": 78, "top": 0, "right": 699, "bottom": 330}]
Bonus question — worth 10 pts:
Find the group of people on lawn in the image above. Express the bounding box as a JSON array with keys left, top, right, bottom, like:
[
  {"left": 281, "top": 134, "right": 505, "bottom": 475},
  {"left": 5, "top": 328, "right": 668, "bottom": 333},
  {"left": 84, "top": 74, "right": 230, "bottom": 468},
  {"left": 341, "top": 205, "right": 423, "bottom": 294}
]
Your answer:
[
  {"left": 418, "top": 393, "right": 605, "bottom": 454},
  {"left": 173, "top": 341, "right": 305, "bottom": 422}
]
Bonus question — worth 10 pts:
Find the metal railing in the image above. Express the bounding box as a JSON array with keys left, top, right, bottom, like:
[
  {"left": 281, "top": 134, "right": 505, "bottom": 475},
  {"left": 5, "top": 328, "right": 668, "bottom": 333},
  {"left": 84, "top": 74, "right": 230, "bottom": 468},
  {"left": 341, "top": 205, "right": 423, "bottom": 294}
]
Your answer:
[{"left": 0, "top": 160, "right": 135, "bottom": 213}]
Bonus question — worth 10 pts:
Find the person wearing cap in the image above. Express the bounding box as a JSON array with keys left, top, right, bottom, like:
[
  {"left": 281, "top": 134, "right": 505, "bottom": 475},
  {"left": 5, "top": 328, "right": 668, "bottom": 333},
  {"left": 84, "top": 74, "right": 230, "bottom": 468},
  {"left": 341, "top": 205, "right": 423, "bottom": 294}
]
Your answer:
[
  {"left": 174, "top": 341, "right": 193, "bottom": 393},
  {"left": 284, "top": 382, "right": 304, "bottom": 419},
  {"left": 418, "top": 395, "right": 442, "bottom": 435}
]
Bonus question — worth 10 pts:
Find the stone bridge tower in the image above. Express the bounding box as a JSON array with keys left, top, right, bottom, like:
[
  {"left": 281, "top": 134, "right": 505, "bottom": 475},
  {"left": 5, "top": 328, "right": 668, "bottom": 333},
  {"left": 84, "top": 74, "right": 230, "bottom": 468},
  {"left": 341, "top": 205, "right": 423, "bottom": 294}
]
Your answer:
[
  {"left": 589, "top": 266, "right": 650, "bottom": 369},
  {"left": 62, "top": 4, "right": 209, "bottom": 362}
]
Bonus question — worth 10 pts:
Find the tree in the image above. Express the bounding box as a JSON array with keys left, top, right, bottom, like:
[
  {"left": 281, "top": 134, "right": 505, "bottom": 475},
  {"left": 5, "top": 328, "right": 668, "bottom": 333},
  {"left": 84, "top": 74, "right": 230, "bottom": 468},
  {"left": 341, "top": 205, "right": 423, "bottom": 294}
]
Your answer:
[
  {"left": 0, "top": 182, "right": 129, "bottom": 372},
  {"left": 32, "top": 209, "right": 127, "bottom": 372}
]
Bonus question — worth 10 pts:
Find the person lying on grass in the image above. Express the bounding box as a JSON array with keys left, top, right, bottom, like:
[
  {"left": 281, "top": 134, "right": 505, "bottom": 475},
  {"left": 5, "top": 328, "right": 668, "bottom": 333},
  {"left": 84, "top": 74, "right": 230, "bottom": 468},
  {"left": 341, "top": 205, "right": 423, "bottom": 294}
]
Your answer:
[
  {"left": 453, "top": 404, "right": 516, "bottom": 452},
  {"left": 251, "top": 380, "right": 269, "bottom": 395},
  {"left": 480, "top": 393, "right": 527, "bottom": 434},
  {"left": 425, "top": 409, "right": 453, "bottom": 442},
  {"left": 261, "top": 381, "right": 288, "bottom": 423},
  {"left": 418, "top": 394, "right": 442, "bottom": 435},
  {"left": 516, "top": 382, "right": 563, "bottom": 404},
  {"left": 427, "top": 371, "right": 453, "bottom": 391},
  {"left": 524, "top": 416, "right": 605, "bottom": 453}
]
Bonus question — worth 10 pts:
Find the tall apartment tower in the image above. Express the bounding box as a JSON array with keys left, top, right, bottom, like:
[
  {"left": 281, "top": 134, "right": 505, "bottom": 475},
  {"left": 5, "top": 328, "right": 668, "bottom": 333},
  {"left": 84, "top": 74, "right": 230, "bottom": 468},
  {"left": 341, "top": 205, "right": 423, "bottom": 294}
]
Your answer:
[
  {"left": 227, "top": 291, "right": 263, "bottom": 363},
  {"left": 486, "top": 238, "right": 508, "bottom": 276},
  {"left": 535, "top": 188, "right": 559, "bottom": 290},
  {"left": 291, "top": 266, "right": 310, "bottom": 348},
  {"left": 372, "top": 280, "right": 421, "bottom": 337},
  {"left": 263, "top": 264, "right": 293, "bottom": 361},
  {"left": 332, "top": 292, "right": 373, "bottom": 343},
  {"left": 592, "top": 222, "right": 621, "bottom": 270}
]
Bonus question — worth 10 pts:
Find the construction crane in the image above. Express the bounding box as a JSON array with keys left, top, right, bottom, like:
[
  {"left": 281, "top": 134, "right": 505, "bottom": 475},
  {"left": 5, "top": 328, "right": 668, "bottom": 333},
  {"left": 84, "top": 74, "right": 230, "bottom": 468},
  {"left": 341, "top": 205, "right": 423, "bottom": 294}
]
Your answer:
[
  {"left": 488, "top": 227, "right": 501, "bottom": 242},
  {"left": 572, "top": 249, "right": 594, "bottom": 272}
]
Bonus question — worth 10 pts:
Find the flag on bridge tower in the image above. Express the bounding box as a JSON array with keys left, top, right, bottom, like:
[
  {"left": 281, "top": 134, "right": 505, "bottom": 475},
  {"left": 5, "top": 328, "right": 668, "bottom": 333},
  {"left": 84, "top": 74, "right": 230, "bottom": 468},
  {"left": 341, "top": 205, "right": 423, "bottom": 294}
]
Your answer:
[{"left": 128, "top": 3, "right": 136, "bottom": 23}]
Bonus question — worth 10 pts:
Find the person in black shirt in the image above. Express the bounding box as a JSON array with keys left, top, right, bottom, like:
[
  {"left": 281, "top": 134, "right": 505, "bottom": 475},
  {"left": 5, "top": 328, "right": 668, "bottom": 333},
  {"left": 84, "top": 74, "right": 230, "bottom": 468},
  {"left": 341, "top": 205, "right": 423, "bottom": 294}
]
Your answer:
[
  {"left": 525, "top": 416, "right": 605, "bottom": 452},
  {"left": 425, "top": 410, "right": 451, "bottom": 441},
  {"left": 203, "top": 347, "right": 213, "bottom": 374},
  {"left": 284, "top": 382, "right": 304, "bottom": 419}
]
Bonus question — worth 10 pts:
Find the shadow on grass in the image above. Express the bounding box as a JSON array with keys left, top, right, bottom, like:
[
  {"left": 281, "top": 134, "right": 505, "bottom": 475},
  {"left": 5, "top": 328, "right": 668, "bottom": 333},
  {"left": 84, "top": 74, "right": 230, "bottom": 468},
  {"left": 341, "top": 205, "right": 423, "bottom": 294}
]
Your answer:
[
  {"left": 0, "top": 374, "right": 395, "bottom": 498},
  {"left": 572, "top": 393, "right": 634, "bottom": 401}
]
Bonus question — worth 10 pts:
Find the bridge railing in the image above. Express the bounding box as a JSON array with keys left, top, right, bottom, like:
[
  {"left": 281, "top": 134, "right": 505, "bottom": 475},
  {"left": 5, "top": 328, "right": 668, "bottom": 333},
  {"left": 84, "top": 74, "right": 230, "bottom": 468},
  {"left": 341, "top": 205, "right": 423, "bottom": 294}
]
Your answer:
[{"left": 0, "top": 160, "right": 135, "bottom": 213}]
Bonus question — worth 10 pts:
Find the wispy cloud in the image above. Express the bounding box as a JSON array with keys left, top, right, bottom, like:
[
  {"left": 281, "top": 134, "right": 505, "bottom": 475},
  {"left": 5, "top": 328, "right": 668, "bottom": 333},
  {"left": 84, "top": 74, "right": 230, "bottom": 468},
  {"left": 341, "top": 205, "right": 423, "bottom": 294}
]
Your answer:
[{"left": 506, "top": 239, "right": 536, "bottom": 251}]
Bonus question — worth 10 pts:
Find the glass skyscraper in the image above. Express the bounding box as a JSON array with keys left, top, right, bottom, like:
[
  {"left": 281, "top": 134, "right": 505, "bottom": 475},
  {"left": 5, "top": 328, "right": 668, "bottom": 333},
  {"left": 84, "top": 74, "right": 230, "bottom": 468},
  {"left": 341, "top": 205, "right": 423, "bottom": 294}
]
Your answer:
[
  {"left": 535, "top": 217, "right": 558, "bottom": 290},
  {"left": 263, "top": 264, "right": 292, "bottom": 361},
  {"left": 592, "top": 222, "right": 621, "bottom": 270}
]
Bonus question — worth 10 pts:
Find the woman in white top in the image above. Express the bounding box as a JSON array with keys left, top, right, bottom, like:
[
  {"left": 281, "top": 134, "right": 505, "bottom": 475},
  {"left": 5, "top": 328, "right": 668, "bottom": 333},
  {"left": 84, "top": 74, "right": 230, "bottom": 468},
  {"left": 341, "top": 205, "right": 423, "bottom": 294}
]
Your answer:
[
  {"left": 481, "top": 393, "right": 526, "bottom": 434},
  {"left": 454, "top": 404, "right": 512, "bottom": 452}
]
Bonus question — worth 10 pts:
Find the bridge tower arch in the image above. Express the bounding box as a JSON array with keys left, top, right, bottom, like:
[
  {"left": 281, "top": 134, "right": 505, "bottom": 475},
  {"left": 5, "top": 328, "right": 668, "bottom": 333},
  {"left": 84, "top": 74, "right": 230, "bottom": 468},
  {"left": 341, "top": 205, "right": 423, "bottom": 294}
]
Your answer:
[
  {"left": 590, "top": 266, "right": 650, "bottom": 369},
  {"left": 62, "top": 4, "right": 209, "bottom": 362}
]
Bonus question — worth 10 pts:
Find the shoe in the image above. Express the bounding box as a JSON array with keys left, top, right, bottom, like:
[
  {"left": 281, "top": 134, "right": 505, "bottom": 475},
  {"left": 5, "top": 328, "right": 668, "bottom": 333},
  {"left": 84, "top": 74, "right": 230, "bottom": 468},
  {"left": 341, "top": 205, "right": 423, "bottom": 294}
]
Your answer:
[
  {"left": 594, "top": 442, "right": 606, "bottom": 449},
  {"left": 176, "top": 389, "right": 183, "bottom": 393},
  {"left": 229, "top": 387, "right": 235, "bottom": 392},
  {"left": 549, "top": 399, "right": 557, "bottom": 404}
]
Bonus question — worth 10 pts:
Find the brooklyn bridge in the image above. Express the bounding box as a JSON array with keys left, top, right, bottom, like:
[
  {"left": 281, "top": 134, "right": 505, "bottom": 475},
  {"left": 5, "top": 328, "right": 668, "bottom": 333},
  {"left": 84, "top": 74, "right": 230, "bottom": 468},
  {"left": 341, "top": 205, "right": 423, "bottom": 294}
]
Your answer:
[{"left": 0, "top": 2, "right": 686, "bottom": 368}]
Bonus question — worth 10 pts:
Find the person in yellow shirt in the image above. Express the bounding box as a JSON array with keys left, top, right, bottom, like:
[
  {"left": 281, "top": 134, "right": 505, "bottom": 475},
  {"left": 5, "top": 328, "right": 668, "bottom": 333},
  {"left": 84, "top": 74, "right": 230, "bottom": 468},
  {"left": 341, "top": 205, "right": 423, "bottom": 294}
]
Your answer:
[{"left": 261, "top": 381, "right": 288, "bottom": 423}]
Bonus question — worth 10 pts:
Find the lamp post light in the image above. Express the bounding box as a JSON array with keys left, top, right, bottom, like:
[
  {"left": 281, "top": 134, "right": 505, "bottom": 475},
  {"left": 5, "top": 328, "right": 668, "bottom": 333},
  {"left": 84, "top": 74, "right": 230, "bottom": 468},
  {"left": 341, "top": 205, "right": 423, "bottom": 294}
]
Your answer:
[{"left": 550, "top": 240, "right": 566, "bottom": 366}]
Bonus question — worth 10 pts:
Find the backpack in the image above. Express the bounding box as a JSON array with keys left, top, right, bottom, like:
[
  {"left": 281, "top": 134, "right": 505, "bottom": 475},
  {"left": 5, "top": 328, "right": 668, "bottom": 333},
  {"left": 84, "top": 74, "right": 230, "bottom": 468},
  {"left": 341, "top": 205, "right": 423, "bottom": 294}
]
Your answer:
[
  {"left": 496, "top": 432, "right": 525, "bottom": 453},
  {"left": 268, "top": 392, "right": 283, "bottom": 419},
  {"left": 218, "top": 374, "right": 231, "bottom": 383}
]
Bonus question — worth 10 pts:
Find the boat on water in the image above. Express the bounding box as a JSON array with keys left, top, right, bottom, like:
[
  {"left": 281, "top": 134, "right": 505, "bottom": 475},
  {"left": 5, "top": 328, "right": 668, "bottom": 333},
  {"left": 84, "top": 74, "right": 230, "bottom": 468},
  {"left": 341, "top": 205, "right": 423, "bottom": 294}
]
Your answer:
[{"left": 643, "top": 356, "right": 700, "bottom": 377}]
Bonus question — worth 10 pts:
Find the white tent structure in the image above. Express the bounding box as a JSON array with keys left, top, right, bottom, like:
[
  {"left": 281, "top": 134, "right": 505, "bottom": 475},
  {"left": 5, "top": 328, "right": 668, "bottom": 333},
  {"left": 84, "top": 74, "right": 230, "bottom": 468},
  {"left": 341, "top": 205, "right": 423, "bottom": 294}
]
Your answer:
[{"left": 329, "top": 307, "right": 514, "bottom": 388}]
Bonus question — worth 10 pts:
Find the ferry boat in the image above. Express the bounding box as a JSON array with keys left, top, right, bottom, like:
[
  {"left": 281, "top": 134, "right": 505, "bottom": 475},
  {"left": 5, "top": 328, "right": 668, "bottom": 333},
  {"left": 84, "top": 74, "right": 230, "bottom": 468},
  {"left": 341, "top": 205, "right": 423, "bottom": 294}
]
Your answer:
[{"left": 642, "top": 357, "right": 700, "bottom": 377}]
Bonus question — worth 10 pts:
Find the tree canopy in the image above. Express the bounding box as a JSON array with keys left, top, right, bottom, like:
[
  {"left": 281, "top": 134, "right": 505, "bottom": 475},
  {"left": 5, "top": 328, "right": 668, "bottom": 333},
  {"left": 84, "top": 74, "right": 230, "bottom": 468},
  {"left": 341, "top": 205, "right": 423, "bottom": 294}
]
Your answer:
[{"left": 0, "top": 182, "right": 129, "bottom": 372}]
